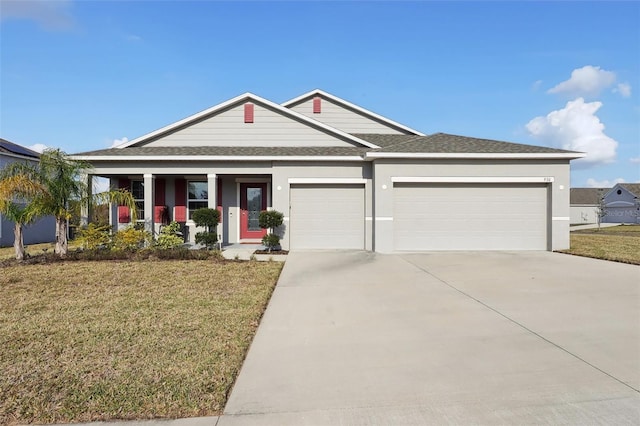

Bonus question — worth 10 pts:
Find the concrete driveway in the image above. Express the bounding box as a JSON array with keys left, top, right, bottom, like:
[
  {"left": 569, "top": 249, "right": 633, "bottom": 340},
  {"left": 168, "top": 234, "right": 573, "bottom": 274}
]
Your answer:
[{"left": 220, "top": 251, "right": 640, "bottom": 425}]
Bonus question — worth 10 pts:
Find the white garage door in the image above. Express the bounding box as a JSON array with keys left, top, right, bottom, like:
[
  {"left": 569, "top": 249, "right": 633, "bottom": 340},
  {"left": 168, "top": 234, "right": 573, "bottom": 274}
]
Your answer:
[
  {"left": 394, "top": 183, "right": 548, "bottom": 250},
  {"left": 289, "top": 184, "right": 365, "bottom": 249}
]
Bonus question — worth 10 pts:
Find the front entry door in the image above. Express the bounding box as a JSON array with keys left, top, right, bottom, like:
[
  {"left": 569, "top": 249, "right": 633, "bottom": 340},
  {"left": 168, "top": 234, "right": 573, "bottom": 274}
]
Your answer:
[{"left": 240, "top": 183, "right": 268, "bottom": 239}]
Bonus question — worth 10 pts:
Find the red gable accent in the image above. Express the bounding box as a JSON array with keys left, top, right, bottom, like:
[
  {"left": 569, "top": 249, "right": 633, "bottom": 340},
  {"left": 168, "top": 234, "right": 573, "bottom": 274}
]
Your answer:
[
  {"left": 313, "top": 96, "right": 321, "bottom": 114},
  {"left": 244, "top": 103, "right": 254, "bottom": 123},
  {"left": 118, "top": 206, "right": 130, "bottom": 223}
]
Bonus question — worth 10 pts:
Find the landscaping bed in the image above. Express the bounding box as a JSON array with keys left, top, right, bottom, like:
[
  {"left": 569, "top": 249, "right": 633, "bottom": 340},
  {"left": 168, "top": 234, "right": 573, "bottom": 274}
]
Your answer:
[{"left": 0, "top": 259, "right": 283, "bottom": 425}]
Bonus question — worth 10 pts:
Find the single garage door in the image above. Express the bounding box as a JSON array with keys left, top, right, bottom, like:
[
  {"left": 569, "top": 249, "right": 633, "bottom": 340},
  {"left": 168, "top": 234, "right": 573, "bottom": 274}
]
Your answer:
[
  {"left": 289, "top": 184, "right": 365, "bottom": 249},
  {"left": 394, "top": 183, "right": 548, "bottom": 250}
]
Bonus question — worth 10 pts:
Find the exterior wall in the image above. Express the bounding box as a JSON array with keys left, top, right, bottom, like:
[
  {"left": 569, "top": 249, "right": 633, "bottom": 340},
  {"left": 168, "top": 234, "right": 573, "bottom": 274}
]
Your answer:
[
  {"left": 371, "top": 159, "right": 571, "bottom": 253},
  {"left": 289, "top": 97, "right": 410, "bottom": 135},
  {"left": 570, "top": 205, "right": 599, "bottom": 224},
  {"left": 0, "top": 153, "right": 56, "bottom": 247},
  {"left": 602, "top": 187, "right": 639, "bottom": 223},
  {"left": 94, "top": 160, "right": 372, "bottom": 250},
  {"left": 271, "top": 161, "right": 373, "bottom": 251},
  {"left": 142, "top": 103, "right": 357, "bottom": 148}
]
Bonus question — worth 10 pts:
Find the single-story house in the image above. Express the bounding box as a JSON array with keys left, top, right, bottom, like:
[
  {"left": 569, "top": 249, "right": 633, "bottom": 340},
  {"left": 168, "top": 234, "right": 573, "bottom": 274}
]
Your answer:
[
  {"left": 0, "top": 138, "right": 56, "bottom": 247},
  {"left": 569, "top": 187, "right": 607, "bottom": 225},
  {"left": 602, "top": 183, "right": 640, "bottom": 224},
  {"left": 71, "top": 90, "right": 584, "bottom": 252}
]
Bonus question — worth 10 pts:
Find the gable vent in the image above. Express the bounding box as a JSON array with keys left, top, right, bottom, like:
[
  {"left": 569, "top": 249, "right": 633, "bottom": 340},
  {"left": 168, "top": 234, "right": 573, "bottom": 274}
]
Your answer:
[
  {"left": 313, "top": 96, "right": 321, "bottom": 114},
  {"left": 244, "top": 103, "right": 254, "bottom": 123}
]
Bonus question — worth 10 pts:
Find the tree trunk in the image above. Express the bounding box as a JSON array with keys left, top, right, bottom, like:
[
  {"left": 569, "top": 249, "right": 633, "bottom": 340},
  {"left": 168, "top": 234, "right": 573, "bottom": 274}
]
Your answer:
[
  {"left": 55, "top": 217, "right": 68, "bottom": 257},
  {"left": 14, "top": 223, "right": 25, "bottom": 261}
]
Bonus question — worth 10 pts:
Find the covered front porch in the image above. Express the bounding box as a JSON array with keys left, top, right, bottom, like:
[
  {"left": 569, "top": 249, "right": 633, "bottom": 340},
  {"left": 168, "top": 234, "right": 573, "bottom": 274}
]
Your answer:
[{"left": 92, "top": 173, "right": 273, "bottom": 246}]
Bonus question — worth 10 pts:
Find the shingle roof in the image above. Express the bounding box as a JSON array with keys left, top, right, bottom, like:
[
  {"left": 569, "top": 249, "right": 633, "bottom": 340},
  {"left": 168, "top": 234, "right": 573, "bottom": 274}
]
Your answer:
[
  {"left": 0, "top": 138, "right": 40, "bottom": 159},
  {"left": 620, "top": 183, "right": 640, "bottom": 196},
  {"left": 74, "top": 146, "right": 370, "bottom": 157},
  {"left": 354, "top": 133, "right": 578, "bottom": 154},
  {"left": 570, "top": 188, "right": 607, "bottom": 205},
  {"left": 74, "top": 132, "right": 581, "bottom": 158}
]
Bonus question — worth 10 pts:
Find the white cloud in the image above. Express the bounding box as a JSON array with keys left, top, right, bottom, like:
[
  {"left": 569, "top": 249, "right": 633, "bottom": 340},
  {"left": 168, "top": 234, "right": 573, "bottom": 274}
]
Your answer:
[
  {"left": 109, "top": 137, "right": 128, "bottom": 148},
  {"left": 613, "top": 82, "right": 632, "bottom": 98},
  {"left": 526, "top": 97, "right": 618, "bottom": 166},
  {"left": 28, "top": 143, "right": 49, "bottom": 153},
  {"left": 0, "top": 0, "right": 75, "bottom": 30},
  {"left": 547, "top": 65, "right": 616, "bottom": 97},
  {"left": 586, "top": 178, "right": 625, "bottom": 188},
  {"left": 630, "top": 157, "right": 640, "bottom": 164}
]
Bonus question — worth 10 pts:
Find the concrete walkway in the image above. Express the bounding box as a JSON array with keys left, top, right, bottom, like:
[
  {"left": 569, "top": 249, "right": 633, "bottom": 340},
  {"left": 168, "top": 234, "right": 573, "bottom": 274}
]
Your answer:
[
  {"left": 570, "top": 222, "right": 619, "bottom": 231},
  {"left": 220, "top": 251, "right": 640, "bottom": 425}
]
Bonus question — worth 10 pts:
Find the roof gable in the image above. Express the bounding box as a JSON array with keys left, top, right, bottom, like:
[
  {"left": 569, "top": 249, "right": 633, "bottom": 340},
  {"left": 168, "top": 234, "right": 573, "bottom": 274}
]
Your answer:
[
  {"left": 118, "top": 93, "right": 380, "bottom": 150},
  {"left": 604, "top": 183, "right": 640, "bottom": 200},
  {"left": 282, "top": 89, "right": 424, "bottom": 136}
]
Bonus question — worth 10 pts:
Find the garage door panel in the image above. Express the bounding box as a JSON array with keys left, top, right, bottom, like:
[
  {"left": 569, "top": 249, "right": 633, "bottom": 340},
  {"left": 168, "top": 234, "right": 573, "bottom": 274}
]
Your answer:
[
  {"left": 394, "top": 183, "right": 547, "bottom": 251},
  {"left": 290, "top": 184, "right": 365, "bottom": 250}
]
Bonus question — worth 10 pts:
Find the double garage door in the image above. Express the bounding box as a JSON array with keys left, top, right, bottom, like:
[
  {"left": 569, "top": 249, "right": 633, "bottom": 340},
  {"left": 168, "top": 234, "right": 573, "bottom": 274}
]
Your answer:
[
  {"left": 289, "top": 184, "right": 365, "bottom": 250},
  {"left": 394, "top": 183, "right": 548, "bottom": 251},
  {"left": 288, "top": 182, "right": 548, "bottom": 251}
]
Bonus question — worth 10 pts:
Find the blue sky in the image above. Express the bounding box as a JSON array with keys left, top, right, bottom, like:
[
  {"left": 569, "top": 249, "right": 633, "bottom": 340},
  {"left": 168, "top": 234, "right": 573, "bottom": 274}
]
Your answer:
[{"left": 1, "top": 0, "right": 638, "bottom": 188}]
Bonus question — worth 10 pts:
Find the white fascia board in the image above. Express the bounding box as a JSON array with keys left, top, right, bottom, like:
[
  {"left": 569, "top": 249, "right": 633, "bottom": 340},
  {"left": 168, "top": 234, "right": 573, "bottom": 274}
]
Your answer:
[
  {"left": 281, "top": 89, "right": 426, "bottom": 136},
  {"left": 118, "top": 92, "right": 380, "bottom": 150},
  {"left": 391, "top": 176, "right": 555, "bottom": 183},
  {"left": 69, "top": 155, "right": 365, "bottom": 162},
  {"left": 366, "top": 152, "right": 585, "bottom": 160},
  {"left": 288, "top": 178, "right": 367, "bottom": 184}
]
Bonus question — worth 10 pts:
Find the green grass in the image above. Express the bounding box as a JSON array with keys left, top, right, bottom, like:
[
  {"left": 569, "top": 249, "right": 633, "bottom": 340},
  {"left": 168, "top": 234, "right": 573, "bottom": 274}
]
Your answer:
[
  {"left": 0, "top": 259, "right": 283, "bottom": 425},
  {"left": 561, "top": 225, "right": 640, "bottom": 265}
]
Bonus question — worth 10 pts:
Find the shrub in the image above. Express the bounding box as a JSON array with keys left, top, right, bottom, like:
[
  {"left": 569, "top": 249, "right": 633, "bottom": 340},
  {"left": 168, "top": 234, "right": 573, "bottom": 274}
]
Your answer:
[
  {"left": 156, "top": 221, "right": 184, "bottom": 249},
  {"left": 192, "top": 208, "right": 220, "bottom": 250},
  {"left": 259, "top": 210, "right": 284, "bottom": 252},
  {"left": 112, "top": 226, "right": 151, "bottom": 251},
  {"left": 76, "top": 223, "right": 111, "bottom": 250}
]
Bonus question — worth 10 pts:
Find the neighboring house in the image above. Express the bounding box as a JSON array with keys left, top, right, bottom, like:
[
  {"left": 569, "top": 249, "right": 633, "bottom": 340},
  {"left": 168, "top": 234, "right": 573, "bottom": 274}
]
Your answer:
[
  {"left": 569, "top": 188, "right": 607, "bottom": 225},
  {"left": 71, "top": 89, "right": 584, "bottom": 252},
  {"left": 0, "top": 139, "right": 56, "bottom": 247},
  {"left": 601, "top": 183, "right": 640, "bottom": 224}
]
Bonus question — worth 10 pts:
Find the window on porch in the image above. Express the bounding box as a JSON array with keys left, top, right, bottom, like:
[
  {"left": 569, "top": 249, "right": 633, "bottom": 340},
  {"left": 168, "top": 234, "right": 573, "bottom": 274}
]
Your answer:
[
  {"left": 131, "top": 180, "right": 145, "bottom": 223},
  {"left": 188, "top": 181, "right": 208, "bottom": 220}
]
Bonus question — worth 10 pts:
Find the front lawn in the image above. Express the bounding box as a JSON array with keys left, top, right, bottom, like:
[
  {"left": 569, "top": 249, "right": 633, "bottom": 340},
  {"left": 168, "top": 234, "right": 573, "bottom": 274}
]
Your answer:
[
  {"left": 561, "top": 225, "right": 640, "bottom": 264},
  {"left": 0, "top": 259, "right": 283, "bottom": 425}
]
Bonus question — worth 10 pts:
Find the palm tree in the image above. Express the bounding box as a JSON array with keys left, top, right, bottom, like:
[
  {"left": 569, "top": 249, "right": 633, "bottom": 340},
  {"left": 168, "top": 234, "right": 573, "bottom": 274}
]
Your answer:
[
  {"left": 0, "top": 173, "right": 48, "bottom": 260},
  {"left": 2, "top": 148, "right": 137, "bottom": 257}
]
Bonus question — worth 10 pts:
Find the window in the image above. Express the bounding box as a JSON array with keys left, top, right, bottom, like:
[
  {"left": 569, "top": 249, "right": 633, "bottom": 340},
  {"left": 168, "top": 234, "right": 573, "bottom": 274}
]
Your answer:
[
  {"left": 188, "top": 181, "right": 208, "bottom": 220},
  {"left": 131, "top": 181, "right": 144, "bottom": 222}
]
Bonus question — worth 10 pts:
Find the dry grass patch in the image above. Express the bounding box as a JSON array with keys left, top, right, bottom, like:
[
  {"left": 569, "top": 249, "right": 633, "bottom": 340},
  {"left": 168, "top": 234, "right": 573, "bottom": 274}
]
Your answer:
[
  {"left": 0, "top": 259, "right": 283, "bottom": 425},
  {"left": 562, "top": 225, "right": 640, "bottom": 264}
]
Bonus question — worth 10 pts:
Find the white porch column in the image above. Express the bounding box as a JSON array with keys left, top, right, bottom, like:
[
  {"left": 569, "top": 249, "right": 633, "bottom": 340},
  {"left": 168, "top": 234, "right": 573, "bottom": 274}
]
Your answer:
[
  {"left": 207, "top": 174, "right": 217, "bottom": 209},
  {"left": 109, "top": 178, "right": 118, "bottom": 231},
  {"left": 143, "top": 174, "right": 155, "bottom": 235},
  {"left": 80, "top": 173, "right": 92, "bottom": 226}
]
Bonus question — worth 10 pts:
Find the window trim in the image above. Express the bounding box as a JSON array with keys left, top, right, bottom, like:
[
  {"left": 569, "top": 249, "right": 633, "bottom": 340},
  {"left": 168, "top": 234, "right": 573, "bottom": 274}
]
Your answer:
[{"left": 187, "top": 180, "right": 209, "bottom": 221}]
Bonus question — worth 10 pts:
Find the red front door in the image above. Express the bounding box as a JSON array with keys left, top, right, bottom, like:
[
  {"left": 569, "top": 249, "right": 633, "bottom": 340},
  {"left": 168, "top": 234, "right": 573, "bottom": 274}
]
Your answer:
[{"left": 240, "top": 183, "right": 268, "bottom": 239}]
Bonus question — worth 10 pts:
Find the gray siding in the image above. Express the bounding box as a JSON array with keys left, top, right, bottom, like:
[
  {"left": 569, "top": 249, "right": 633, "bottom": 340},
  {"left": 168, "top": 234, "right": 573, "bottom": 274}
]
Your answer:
[
  {"left": 290, "top": 97, "right": 411, "bottom": 135},
  {"left": 142, "top": 103, "right": 357, "bottom": 148},
  {"left": 602, "top": 186, "right": 639, "bottom": 223},
  {"left": 0, "top": 153, "right": 56, "bottom": 247}
]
